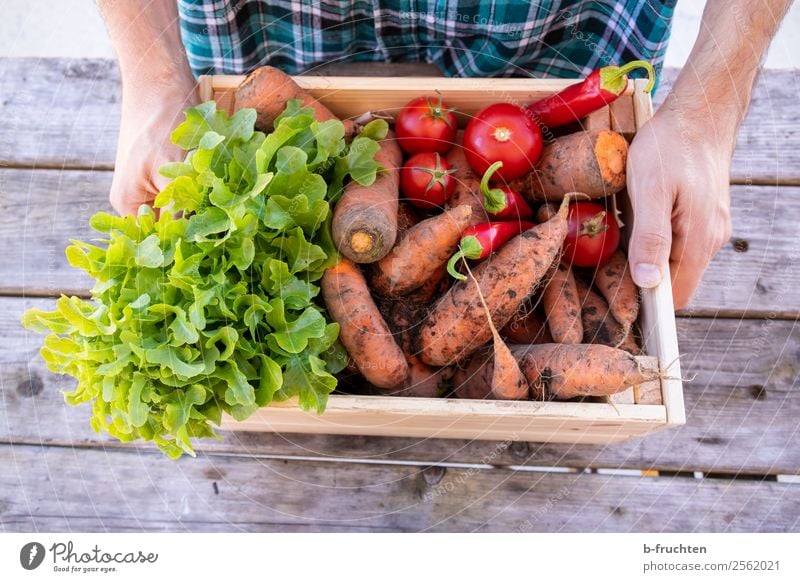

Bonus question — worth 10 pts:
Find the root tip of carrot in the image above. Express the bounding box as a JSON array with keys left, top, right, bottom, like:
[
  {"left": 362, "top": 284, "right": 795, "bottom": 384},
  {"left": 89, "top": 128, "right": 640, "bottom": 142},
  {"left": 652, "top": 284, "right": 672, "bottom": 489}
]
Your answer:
[{"left": 350, "top": 231, "right": 376, "bottom": 254}]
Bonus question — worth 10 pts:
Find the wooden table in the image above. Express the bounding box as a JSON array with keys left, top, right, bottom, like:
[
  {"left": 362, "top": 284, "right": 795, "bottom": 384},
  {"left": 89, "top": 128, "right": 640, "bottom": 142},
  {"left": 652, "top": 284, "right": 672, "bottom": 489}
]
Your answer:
[{"left": 1, "top": 58, "right": 798, "bottom": 532}]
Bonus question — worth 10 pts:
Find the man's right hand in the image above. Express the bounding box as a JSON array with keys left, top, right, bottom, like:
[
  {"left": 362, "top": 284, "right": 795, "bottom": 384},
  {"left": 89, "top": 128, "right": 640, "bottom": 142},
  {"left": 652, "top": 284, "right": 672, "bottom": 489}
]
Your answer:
[{"left": 109, "top": 74, "right": 199, "bottom": 216}]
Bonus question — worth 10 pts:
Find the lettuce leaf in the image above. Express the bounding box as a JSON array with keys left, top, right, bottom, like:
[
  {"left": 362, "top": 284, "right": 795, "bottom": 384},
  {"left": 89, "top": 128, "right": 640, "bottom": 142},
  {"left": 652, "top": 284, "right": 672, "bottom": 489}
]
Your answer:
[{"left": 21, "top": 101, "right": 384, "bottom": 459}]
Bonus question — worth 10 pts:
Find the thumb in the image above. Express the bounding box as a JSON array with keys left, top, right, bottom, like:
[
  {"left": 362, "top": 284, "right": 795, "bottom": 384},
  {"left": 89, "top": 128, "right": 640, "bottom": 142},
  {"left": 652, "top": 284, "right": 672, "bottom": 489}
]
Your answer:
[{"left": 627, "top": 179, "right": 674, "bottom": 290}]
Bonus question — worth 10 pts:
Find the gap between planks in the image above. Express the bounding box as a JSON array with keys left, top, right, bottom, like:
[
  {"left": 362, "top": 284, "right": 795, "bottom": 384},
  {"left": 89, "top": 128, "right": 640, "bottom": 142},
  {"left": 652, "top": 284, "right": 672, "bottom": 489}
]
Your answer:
[{"left": 2, "top": 440, "right": 796, "bottom": 483}]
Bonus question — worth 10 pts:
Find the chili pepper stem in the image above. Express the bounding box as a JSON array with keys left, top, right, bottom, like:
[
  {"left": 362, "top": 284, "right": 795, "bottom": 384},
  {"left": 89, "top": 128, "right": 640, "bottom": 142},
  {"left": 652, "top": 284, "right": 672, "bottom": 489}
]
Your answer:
[{"left": 600, "top": 60, "right": 656, "bottom": 94}]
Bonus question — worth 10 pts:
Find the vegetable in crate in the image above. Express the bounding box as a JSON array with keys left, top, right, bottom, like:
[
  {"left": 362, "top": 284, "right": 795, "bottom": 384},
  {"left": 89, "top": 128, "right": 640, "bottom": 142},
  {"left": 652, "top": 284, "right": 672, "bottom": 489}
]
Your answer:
[
  {"left": 479, "top": 161, "right": 534, "bottom": 221},
  {"left": 332, "top": 131, "right": 403, "bottom": 263},
  {"left": 526, "top": 60, "right": 655, "bottom": 129},
  {"left": 524, "top": 130, "right": 628, "bottom": 200},
  {"left": 395, "top": 92, "right": 458, "bottom": 154},
  {"left": 20, "top": 100, "right": 386, "bottom": 458},
  {"left": 564, "top": 201, "right": 620, "bottom": 267},
  {"left": 400, "top": 152, "right": 457, "bottom": 210},
  {"left": 463, "top": 103, "right": 543, "bottom": 181},
  {"left": 445, "top": 142, "right": 489, "bottom": 225},
  {"left": 420, "top": 199, "right": 570, "bottom": 367},
  {"left": 371, "top": 205, "right": 473, "bottom": 297},
  {"left": 446, "top": 220, "right": 536, "bottom": 281}
]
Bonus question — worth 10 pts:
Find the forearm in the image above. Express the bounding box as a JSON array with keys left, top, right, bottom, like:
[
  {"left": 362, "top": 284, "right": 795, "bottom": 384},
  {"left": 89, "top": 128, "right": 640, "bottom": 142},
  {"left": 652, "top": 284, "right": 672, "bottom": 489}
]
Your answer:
[
  {"left": 97, "top": 0, "right": 195, "bottom": 92},
  {"left": 665, "top": 0, "right": 791, "bottom": 148}
]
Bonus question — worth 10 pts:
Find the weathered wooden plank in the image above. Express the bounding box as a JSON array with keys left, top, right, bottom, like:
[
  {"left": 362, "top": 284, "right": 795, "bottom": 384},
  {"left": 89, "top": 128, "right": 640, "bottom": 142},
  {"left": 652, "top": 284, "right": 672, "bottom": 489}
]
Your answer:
[
  {"left": 0, "top": 59, "right": 120, "bottom": 170},
  {"left": 2, "top": 168, "right": 796, "bottom": 316},
  {"left": 0, "top": 444, "right": 797, "bottom": 532},
  {"left": 4, "top": 297, "right": 799, "bottom": 474},
  {"left": 0, "top": 59, "right": 796, "bottom": 183}
]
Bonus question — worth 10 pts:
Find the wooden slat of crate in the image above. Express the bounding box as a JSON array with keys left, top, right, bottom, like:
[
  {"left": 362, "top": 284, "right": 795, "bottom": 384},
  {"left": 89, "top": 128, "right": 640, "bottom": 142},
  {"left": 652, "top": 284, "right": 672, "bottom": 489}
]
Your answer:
[{"left": 2, "top": 443, "right": 799, "bottom": 532}]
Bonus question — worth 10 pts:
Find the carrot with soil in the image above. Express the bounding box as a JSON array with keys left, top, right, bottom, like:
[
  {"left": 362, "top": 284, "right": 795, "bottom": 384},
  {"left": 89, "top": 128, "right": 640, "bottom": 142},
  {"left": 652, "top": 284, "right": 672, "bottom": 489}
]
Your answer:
[
  {"left": 575, "top": 277, "right": 639, "bottom": 353},
  {"left": 463, "top": 260, "right": 528, "bottom": 400},
  {"left": 523, "top": 130, "right": 628, "bottom": 200},
  {"left": 331, "top": 133, "right": 402, "bottom": 263},
  {"left": 419, "top": 198, "right": 571, "bottom": 367},
  {"left": 511, "top": 343, "right": 659, "bottom": 400},
  {"left": 593, "top": 249, "right": 640, "bottom": 334},
  {"left": 370, "top": 205, "right": 473, "bottom": 297},
  {"left": 542, "top": 263, "right": 583, "bottom": 344},
  {"left": 321, "top": 258, "right": 408, "bottom": 389},
  {"left": 235, "top": 66, "right": 355, "bottom": 135}
]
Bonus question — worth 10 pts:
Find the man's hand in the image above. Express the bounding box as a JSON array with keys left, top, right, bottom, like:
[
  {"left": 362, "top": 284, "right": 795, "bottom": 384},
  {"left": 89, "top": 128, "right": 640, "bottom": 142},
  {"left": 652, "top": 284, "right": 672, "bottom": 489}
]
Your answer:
[
  {"left": 110, "top": 77, "right": 199, "bottom": 216},
  {"left": 624, "top": 0, "right": 791, "bottom": 309},
  {"left": 98, "top": 0, "right": 198, "bottom": 215},
  {"left": 627, "top": 102, "right": 732, "bottom": 309}
]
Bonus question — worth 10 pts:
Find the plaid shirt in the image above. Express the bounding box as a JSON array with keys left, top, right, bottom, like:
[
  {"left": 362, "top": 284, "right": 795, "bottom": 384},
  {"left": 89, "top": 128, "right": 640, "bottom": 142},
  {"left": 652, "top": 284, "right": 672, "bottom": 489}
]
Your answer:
[{"left": 178, "top": 0, "right": 675, "bottom": 88}]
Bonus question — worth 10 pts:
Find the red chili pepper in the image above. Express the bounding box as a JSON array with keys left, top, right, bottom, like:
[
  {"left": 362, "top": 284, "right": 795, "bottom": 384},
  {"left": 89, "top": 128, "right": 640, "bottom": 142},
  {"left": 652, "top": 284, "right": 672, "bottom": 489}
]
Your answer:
[
  {"left": 447, "top": 220, "right": 536, "bottom": 280},
  {"left": 479, "top": 161, "right": 534, "bottom": 220},
  {"left": 527, "top": 60, "right": 655, "bottom": 129}
]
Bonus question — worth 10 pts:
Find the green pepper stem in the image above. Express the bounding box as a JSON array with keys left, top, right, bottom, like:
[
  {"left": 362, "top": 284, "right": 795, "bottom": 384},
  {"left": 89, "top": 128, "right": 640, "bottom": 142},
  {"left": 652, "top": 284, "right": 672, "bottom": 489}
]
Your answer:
[
  {"left": 611, "top": 60, "right": 656, "bottom": 93},
  {"left": 447, "top": 250, "right": 468, "bottom": 281},
  {"left": 480, "top": 161, "right": 508, "bottom": 213}
]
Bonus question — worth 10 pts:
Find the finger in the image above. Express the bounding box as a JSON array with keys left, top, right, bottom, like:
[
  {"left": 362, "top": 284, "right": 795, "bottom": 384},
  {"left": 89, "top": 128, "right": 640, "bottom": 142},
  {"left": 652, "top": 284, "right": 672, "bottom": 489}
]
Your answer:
[
  {"left": 669, "top": 205, "right": 731, "bottom": 309},
  {"left": 626, "top": 158, "right": 674, "bottom": 289}
]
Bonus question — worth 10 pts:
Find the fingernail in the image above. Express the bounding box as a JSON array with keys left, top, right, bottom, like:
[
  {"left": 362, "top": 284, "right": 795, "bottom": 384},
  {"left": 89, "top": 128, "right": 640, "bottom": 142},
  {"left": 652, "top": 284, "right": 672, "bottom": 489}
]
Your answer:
[{"left": 634, "top": 263, "right": 662, "bottom": 288}]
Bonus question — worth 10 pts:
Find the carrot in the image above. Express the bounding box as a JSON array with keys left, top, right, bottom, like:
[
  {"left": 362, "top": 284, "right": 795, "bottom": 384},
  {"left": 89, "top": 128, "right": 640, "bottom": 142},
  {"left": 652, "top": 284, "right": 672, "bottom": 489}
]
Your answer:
[
  {"left": 575, "top": 277, "right": 639, "bottom": 353},
  {"left": 370, "top": 205, "right": 473, "bottom": 297},
  {"left": 452, "top": 348, "right": 493, "bottom": 399},
  {"left": 464, "top": 261, "right": 528, "bottom": 400},
  {"left": 445, "top": 139, "right": 490, "bottom": 225},
  {"left": 542, "top": 263, "right": 583, "bottom": 344},
  {"left": 418, "top": 198, "right": 570, "bottom": 367},
  {"left": 501, "top": 303, "right": 553, "bottom": 344},
  {"left": 321, "top": 258, "right": 408, "bottom": 389},
  {"left": 593, "top": 249, "right": 640, "bottom": 334},
  {"left": 511, "top": 343, "right": 659, "bottom": 400},
  {"left": 331, "top": 134, "right": 402, "bottom": 263},
  {"left": 525, "top": 130, "right": 628, "bottom": 200},
  {"left": 235, "top": 66, "right": 355, "bottom": 135}
]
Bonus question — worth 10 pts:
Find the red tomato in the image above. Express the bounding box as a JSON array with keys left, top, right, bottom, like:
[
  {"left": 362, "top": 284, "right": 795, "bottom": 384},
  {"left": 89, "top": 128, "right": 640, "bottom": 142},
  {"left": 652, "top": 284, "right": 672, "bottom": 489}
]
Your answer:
[
  {"left": 563, "top": 202, "right": 621, "bottom": 267},
  {"left": 395, "top": 93, "right": 458, "bottom": 154},
  {"left": 400, "top": 152, "right": 456, "bottom": 210},
  {"left": 463, "top": 103, "right": 543, "bottom": 181}
]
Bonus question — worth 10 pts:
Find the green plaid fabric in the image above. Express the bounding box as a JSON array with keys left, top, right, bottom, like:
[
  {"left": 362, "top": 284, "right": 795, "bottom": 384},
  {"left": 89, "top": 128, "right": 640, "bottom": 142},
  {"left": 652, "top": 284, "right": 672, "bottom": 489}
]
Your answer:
[{"left": 178, "top": 0, "right": 675, "bottom": 88}]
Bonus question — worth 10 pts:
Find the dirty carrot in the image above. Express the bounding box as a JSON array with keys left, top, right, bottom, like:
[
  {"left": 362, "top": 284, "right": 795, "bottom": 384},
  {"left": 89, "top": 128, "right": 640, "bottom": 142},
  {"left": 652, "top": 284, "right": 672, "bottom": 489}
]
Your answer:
[
  {"left": 452, "top": 349, "right": 493, "bottom": 400},
  {"left": 463, "top": 260, "right": 528, "bottom": 400},
  {"left": 593, "top": 249, "right": 640, "bottom": 334},
  {"left": 511, "top": 343, "right": 659, "bottom": 400},
  {"left": 371, "top": 205, "right": 473, "bottom": 297},
  {"left": 527, "top": 60, "right": 655, "bottom": 129},
  {"left": 575, "top": 277, "right": 638, "bottom": 353},
  {"left": 446, "top": 220, "right": 536, "bottom": 281},
  {"left": 479, "top": 161, "right": 534, "bottom": 220},
  {"left": 235, "top": 66, "right": 356, "bottom": 135},
  {"left": 526, "top": 130, "right": 628, "bottom": 200},
  {"left": 418, "top": 198, "right": 570, "bottom": 367},
  {"left": 332, "top": 133, "right": 402, "bottom": 263},
  {"left": 321, "top": 258, "right": 408, "bottom": 389},
  {"left": 542, "top": 263, "right": 583, "bottom": 344}
]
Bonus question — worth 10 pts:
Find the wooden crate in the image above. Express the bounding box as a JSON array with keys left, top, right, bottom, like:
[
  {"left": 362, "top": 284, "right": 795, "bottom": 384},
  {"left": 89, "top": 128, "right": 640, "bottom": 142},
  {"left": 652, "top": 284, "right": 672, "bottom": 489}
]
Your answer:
[{"left": 199, "top": 75, "right": 685, "bottom": 445}]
